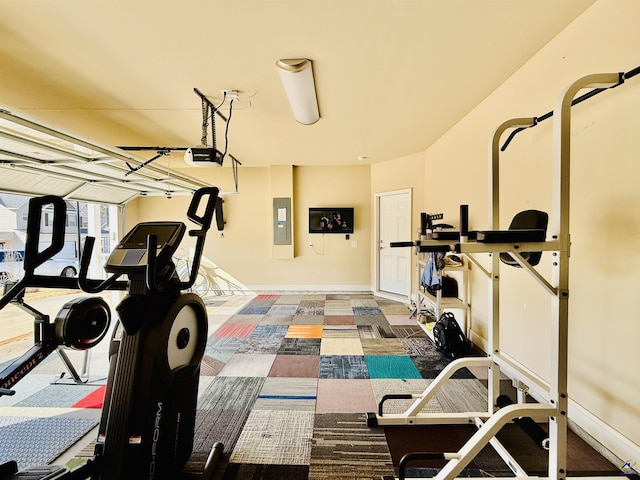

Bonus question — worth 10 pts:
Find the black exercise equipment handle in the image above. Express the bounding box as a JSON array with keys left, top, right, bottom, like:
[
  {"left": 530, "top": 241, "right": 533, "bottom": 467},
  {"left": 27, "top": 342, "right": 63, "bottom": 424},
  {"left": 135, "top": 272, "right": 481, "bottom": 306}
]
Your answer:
[
  {"left": 501, "top": 66, "right": 639, "bottom": 151},
  {"left": 145, "top": 232, "right": 163, "bottom": 292},
  {"left": 25, "top": 195, "right": 66, "bottom": 272},
  {"left": 378, "top": 393, "right": 413, "bottom": 416},
  {"left": 78, "top": 236, "right": 126, "bottom": 294},
  {"left": 146, "top": 187, "right": 219, "bottom": 293},
  {"left": 390, "top": 241, "right": 416, "bottom": 248},
  {"left": 0, "top": 196, "right": 67, "bottom": 310},
  {"left": 187, "top": 186, "right": 218, "bottom": 230},
  {"left": 179, "top": 186, "right": 219, "bottom": 291}
]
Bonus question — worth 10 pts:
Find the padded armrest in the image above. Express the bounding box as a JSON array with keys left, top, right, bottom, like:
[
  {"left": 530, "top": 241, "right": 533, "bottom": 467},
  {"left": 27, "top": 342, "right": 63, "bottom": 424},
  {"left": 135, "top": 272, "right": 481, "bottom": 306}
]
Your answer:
[
  {"left": 431, "top": 230, "right": 477, "bottom": 241},
  {"left": 418, "top": 244, "right": 452, "bottom": 253},
  {"left": 476, "top": 229, "right": 545, "bottom": 243}
]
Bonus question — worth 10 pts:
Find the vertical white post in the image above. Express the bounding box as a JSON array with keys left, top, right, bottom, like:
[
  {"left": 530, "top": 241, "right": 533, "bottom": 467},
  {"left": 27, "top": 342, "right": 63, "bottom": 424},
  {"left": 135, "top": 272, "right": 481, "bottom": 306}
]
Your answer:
[
  {"left": 549, "top": 73, "right": 620, "bottom": 480},
  {"left": 488, "top": 118, "right": 536, "bottom": 414}
]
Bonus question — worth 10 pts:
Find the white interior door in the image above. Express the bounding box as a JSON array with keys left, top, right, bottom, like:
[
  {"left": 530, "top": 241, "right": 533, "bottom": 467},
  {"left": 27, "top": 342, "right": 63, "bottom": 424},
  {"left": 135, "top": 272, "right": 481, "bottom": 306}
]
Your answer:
[{"left": 378, "top": 190, "right": 411, "bottom": 297}]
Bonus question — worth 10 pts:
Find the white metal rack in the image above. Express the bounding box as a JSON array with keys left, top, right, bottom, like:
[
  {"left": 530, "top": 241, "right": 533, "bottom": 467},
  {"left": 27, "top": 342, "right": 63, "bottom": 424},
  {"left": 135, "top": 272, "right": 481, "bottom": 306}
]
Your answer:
[
  {"left": 414, "top": 257, "right": 469, "bottom": 341},
  {"left": 368, "top": 72, "right": 625, "bottom": 480}
]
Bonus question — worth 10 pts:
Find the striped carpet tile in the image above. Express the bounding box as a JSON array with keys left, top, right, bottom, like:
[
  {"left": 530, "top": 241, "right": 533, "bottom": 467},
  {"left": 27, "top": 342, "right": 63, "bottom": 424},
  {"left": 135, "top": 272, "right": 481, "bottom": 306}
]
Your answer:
[
  {"left": 308, "top": 413, "right": 394, "bottom": 480},
  {"left": 230, "top": 410, "right": 314, "bottom": 465},
  {"left": 213, "top": 323, "right": 256, "bottom": 338}
]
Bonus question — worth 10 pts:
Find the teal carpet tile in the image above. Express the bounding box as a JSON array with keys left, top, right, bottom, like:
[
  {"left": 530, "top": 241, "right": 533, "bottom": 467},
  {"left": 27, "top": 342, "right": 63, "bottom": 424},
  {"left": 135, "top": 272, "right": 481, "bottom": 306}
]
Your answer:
[{"left": 364, "top": 355, "right": 422, "bottom": 379}]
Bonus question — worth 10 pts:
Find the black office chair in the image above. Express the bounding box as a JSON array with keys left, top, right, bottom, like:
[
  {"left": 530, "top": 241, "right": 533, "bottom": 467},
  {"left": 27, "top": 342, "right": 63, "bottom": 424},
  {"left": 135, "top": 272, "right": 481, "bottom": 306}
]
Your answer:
[{"left": 499, "top": 209, "right": 548, "bottom": 267}]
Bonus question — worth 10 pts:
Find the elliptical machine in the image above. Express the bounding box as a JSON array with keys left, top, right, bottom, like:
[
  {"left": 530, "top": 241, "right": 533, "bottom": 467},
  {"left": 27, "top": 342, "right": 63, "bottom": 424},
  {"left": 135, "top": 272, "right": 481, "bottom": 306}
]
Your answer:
[{"left": 0, "top": 187, "right": 223, "bottom": 480}]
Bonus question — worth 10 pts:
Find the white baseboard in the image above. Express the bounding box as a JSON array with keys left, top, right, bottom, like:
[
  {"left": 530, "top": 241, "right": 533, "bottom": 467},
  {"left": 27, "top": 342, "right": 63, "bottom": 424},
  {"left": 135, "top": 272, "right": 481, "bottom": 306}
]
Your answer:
[
  {"left": 374, "top": 289, "right": 412, "bottom": 304},
  {"left": 244, "top": 284, "right": 373, "bottom": 293},
  {"left": 466, "top": 329, "right": 640, "bottom": 470},
  {"left": 569, "top": 400, "right": 640, "bottom": 471}
]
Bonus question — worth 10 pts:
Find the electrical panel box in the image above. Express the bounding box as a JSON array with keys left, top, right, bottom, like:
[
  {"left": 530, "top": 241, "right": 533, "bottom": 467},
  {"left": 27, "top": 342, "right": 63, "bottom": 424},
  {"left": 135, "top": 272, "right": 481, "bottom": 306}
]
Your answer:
[{"left": 273, "top": 197, "right": 291, "bottom": 245}]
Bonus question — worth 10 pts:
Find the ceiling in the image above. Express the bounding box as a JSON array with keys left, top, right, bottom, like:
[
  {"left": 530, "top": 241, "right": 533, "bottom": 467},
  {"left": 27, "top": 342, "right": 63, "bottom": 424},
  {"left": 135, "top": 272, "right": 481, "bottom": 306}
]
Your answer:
[{"left": 0, "top": 0, "right": 598, "bottom": 204}]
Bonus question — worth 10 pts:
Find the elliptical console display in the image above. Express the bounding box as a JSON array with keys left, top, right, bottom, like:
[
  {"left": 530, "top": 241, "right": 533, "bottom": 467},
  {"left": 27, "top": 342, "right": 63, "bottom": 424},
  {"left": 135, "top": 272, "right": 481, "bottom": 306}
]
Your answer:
[{"left": 105, "top": 221, "right": 185, "bottom": 274}]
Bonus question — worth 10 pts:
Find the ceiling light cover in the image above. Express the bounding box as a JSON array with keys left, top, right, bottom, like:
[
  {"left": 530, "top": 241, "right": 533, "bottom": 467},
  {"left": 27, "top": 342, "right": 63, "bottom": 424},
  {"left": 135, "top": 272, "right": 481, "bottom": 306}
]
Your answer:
[{"left": 275, "top": 59, "right": 319, "bottom": 125}]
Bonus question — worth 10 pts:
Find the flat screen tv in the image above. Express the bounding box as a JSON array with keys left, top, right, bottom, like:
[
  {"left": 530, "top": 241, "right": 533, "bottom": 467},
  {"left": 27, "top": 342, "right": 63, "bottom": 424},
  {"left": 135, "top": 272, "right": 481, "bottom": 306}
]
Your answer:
[{"left": 309, "top": 207, "right": 354, "bottom": 234}]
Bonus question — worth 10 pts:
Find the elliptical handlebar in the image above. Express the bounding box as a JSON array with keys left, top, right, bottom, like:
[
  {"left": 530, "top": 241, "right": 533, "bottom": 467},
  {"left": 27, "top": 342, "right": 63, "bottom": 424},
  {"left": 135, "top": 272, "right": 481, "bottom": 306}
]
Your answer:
[
  {"left": 78, "top": 186, "right": 220, "bottom": 296},
  {"left": 187, "top": 186, "right": 218, "bottom": 230},
  {"left": 77, "top": 236, "right": 127, "bottom": 294},
  {"left": 178, "top": 186, "right": 219, "bottom": 292}
]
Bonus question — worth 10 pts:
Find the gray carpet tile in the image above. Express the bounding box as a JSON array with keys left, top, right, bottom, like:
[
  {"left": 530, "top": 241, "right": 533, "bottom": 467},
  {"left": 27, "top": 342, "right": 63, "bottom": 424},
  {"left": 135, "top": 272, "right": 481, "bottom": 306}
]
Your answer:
[
  {"left": 318, "top": 355, "right": 369, "bottom": 379},
  {"left": 391, "top": 325, "right": 428, "bottom": 338},
  {"left": 237, "top": 305, "right": 272, "bottom": 315},
  {"left": 197, "top": 376, "right": 265, "bottom": 411},
  {"left": 265, "top": 304, "right": 298, "bottom": 316},
  {"left": 248, "top": 324, "right": 289, "bottom": 338},
  {"left": 435, "top": 378, "right": 489, "bottom": 413},
  {"left": 15, "top": 384, "right": 99, "bottom": 408},
  {"left": 217, "top": 353, "right": 276, "bottom": 377},
  {"left": 235, "top": 338, "right": 283, "bottom": 354},
  {"left": 353, "top": 306, "right": 383, "bottom": 316},
  {"left": 259, "top": 314, "right": 294, "bottom": 325},
  {"left": 277, "top": 338, "right": 321, "bottom": 355},
  {"left": 370, "top": 378, "right": 443, "bottom": 415},
  {"left": 357, "top": 324, "right": 396, "bottom": 339},
  {"left": 205, "top": 337, "right": 245, "bottom": 362},
  {"left": 354, "top": 314, "right": 389, "bottom": 325}
]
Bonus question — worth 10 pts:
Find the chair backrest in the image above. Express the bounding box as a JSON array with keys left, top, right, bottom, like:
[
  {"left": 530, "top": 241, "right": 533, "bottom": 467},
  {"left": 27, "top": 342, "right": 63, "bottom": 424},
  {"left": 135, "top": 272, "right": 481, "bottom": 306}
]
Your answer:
[{"left": 499, "top": 210, "right": 548, "bottom": 267}]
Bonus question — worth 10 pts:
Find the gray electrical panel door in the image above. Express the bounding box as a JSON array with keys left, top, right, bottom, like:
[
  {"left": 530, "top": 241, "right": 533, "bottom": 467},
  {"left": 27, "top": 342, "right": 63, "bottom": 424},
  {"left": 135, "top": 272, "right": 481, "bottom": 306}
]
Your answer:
[{"left": 273, "top": 197, "right": 291, "bottom": 245}]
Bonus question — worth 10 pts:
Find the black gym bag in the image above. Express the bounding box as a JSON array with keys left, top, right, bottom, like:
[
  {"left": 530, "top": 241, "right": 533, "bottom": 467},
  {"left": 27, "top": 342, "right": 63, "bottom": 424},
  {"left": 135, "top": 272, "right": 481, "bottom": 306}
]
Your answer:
[{"left": 432, "top": 312, "right": 468, "bottom": 359}]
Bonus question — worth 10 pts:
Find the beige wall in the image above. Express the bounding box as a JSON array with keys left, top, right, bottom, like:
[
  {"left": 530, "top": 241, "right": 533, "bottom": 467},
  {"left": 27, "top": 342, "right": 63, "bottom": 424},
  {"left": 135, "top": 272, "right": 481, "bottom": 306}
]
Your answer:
[
  {"left": 389, "top": 0, "right": 639, "bottom": 461},
  {"left": 370, "top": 152, "right": 426, "bottom": 291},
  {"left": 127, "top": 164, "right": 372, "bottom": 291}
]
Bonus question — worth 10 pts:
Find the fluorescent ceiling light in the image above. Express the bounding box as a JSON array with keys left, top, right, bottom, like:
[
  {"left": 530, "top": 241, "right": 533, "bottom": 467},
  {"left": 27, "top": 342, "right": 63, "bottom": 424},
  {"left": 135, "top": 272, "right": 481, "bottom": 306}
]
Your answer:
[{"left": 275, "top": 59, "right": 319, "bottom": 125}]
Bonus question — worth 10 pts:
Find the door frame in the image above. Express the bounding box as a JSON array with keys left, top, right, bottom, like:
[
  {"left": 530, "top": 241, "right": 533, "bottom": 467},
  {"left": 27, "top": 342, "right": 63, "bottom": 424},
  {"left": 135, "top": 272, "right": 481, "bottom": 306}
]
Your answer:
[{"left": 374, "top": 188, "right": 412, "bottom": 302}]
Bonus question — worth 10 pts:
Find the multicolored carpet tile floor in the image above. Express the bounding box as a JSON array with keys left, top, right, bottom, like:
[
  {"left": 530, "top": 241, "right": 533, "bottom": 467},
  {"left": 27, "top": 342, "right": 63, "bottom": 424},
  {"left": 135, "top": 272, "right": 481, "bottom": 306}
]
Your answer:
[{"left": 0, "top": 292, "right": 623, "bottom": 479}]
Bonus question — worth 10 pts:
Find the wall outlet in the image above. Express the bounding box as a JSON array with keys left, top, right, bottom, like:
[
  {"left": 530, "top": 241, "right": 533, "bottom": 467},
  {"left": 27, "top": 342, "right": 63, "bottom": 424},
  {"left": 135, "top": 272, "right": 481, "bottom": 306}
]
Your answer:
[{"left": 351, "top": 241, "right": 358, "bottom": 248}]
